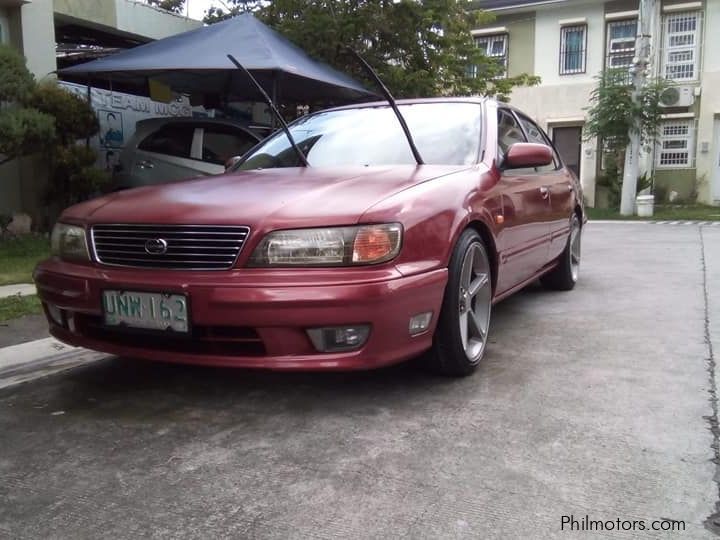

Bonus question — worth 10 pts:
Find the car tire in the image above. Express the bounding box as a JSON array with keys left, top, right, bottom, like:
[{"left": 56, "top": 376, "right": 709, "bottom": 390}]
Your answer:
[
  {"left": 540, "top": 213, "right": 581, "bottom": 291},
  {"left": 424, "top": 229, "right": 493, "bottom": 377}
]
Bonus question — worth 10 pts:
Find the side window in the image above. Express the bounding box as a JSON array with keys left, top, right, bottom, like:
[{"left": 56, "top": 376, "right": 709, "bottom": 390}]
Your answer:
[
  {"left": 497, "top": 109, "right": 526, "bottom": 156},
  {"left": 516, "top": 114, "right": 561, "bottom": 171},
  {"left": 138, "top": 125, "right": 194, "bottom": 158},
  {"left": 201, "top": 126, "right": 258, "bottom": 165}
]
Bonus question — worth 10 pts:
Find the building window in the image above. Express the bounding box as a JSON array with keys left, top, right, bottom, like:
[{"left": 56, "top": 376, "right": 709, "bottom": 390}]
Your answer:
[
  {"left": 474, "top": 34, "right": 508, "bottom": 78},
  {"left": 662, "top": 11, "right": 702, "bottom": 81},
  {"left": 656, "top": 120, "right": 695, "bottom": 168},
  {"left": 560, "top": 25, "right": 587, "bottom": 75},
  {"left": 606, "top": 19, "right": 637, "bottom": 69}
]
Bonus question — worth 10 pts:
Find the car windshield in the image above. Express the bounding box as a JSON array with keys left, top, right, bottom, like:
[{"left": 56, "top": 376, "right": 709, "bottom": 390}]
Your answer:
[{"left": 235, "top": 102, "right": 482, "bottom": 170}]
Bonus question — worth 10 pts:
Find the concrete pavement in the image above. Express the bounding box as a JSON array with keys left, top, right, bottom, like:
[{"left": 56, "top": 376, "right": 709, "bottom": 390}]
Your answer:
[
  {"left": 0, "top": 338, "right": 105, "bottom": 390},
  {"left": 0, "top": 222, "right": 718, "bottom": 539},
  {"left": 0, "top": 283, "right": 36, "bottom": 298}
]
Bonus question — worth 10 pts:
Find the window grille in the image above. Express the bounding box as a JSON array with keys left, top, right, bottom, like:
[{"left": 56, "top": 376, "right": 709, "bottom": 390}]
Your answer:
[
  {"left": 662, "top": 11, "right": 702, "bottom": 81},
  {"left": 606, "top": 19, "right": 637, "bottom": 70},
  {"left": 656, "top": 119, "right": 695, "bottom": 168},
  {"left": 473, "top": 34, "right": 508, "bottom": 78},
  {"left": 560, "top": 25, "right": 587, "bottom": 75}
]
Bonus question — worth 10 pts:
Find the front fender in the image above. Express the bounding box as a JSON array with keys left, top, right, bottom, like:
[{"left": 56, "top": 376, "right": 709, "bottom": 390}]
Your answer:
[{"left": 359, "top": 167, "right": 499, "bottom": 277}]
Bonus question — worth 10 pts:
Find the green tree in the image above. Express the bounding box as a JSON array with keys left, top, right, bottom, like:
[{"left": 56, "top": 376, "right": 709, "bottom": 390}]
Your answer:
[
  {"left": 205, "top": 0, "right": 539, "bottom": 100},
  {"left": 30, "top": 83, "right": 106, "bottom": 209},
  {"left": 0, "top": 45, "right": 55, "bottom": 163},
  {"left": 0, "top": 44, "right": 107, "bottom": 216},
  {"left": 30, "top": 82, "right": 99, "bottom": 146},
  {"left": 144, "top": 0, "right": 186, "bottom": 14},
  {"left": 584, "top": 68, "right": 668, "bottom": 207}
]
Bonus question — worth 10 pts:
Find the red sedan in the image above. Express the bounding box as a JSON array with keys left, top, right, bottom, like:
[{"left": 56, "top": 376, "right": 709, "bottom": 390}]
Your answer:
[{"left": 34, "top": 98, "right": 584, "bottom": 376}]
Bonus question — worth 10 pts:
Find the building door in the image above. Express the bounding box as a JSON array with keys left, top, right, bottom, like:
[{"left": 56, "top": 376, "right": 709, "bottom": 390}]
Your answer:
[
  {"left": 552, "top": 126, "right": 583, "bottom": 179},
  {"left": 713, "top": 117, "right": 720, "bottom": 203}
]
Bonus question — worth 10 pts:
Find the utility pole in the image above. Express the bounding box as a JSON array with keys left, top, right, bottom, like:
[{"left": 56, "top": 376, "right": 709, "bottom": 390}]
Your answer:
[{"left": 619, "top": 0, "right": 656, "bottom": 215}]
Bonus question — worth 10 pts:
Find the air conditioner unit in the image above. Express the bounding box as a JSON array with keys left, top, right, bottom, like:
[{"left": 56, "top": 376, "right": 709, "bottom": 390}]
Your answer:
[{"left": 659, "top": 86, "right": 695, "bottom": 107}]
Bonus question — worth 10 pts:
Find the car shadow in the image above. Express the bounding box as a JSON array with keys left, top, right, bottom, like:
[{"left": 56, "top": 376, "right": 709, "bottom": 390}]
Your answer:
[{"left": 15, "top": 284, "right": 554, "bottom": 420}]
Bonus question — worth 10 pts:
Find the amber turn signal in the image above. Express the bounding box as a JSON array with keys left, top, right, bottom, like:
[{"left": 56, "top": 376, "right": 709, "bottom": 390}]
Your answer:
[{"left": 352, "top": 224, "right": 402, "bottom": 264}]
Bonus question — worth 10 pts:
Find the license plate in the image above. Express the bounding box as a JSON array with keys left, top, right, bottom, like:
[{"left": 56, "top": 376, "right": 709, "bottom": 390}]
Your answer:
[{"left": 102, "top": 290, "right": 189, "bottom": 333}]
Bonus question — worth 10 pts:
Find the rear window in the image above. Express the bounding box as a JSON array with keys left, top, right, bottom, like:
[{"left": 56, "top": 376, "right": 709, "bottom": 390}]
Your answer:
[
  {"left": 138, "top": 124, "right": 194, "bottom": 158},
  {"left": 236, "top": 102, "right": 482, "bottom": 170}
]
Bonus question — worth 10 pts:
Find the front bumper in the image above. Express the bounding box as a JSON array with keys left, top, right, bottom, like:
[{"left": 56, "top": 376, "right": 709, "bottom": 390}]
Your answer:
[{"left": 34, "top": 259, "right": 447, "bottom": 370}]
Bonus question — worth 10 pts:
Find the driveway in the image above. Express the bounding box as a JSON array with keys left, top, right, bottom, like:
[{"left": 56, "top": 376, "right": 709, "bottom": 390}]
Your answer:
[{"left": 1, "top": 222, "right": 719, "bottom": 539}]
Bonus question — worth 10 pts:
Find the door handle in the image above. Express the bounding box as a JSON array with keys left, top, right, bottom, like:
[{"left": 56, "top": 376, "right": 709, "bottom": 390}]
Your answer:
[
  {"left": 539, "top": 186, "right": 550, "bottom": 199},
  {"left": 139, "top": 160, "right": 154, "bottom": 169}
]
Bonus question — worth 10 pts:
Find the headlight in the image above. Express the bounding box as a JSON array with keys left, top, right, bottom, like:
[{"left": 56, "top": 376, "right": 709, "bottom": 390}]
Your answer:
[
  {"left": 50, "top": 222, "right": 90, "bottom": 262},
  {"left": 249, "top": 224, "right": 402, "bottom": 267}
]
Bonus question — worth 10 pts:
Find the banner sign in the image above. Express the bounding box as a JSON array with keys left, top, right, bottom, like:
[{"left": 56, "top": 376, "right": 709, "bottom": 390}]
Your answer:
[{"left": 59, "top": 81, "right": 196, "bottom": 171}]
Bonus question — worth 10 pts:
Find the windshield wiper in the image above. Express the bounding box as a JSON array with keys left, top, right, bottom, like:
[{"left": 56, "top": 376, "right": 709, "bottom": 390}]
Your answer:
[
  {"left": 227, "top": 54, "right": 309, "bottom": 167},
  {"left": 347, "top": 49, "right": 424, "bottom": 166}
]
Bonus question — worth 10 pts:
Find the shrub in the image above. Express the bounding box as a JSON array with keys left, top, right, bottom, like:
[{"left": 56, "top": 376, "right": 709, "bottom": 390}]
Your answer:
[
  {"left": 0, "top": 45, "right": 56, "bottom": 163},
  {"left": 47, "top": 145, "right": 109, "bottom": 208},
  {"left": 0, "top": 108, "right": 55, "bottom": 158},
  {"left": 30, "top": 82, "right": 99, "bottom": 145},
  {"left": 0, "top": 44, "right": 35, "bottom": 104}
]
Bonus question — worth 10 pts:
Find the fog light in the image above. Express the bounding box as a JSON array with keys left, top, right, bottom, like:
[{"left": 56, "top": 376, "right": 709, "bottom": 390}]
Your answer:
[
  {"left": 409, "top": 312, "right": 433, "bottom": 336},
  {"left": 46, "top": 303, "right": 63, "bottom": 326},
  {"left": 306, "top": 325, "right": 371, "bottom": 352}
]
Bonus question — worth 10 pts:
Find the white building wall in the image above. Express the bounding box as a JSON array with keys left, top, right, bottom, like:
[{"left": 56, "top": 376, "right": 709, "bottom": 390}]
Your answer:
[
  {"left": 533, "top": 1, "right": 607, "bottom": 86},
  {"left": 19, "top": 0, "right": 56, "bottom": 80},
  {"left": 697, "top": 0, "right": 720, "bottom": 203},
  {"left": 53, "top": 0, "right": 201, "bottom": 41},
  {"left": 113, "top": 0, "right": 201, "bottom": 40},
  {"left": 509, "top": 0, "right": 607, "bottom": 206},
  {"left": 496, "top": 0, "right": 719, "bottom": 206}
]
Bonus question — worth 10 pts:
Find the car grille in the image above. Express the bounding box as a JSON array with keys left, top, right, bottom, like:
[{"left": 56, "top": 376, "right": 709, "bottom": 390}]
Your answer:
[{"left": 91, "top": 224, "right": 250, "bottom": 270}]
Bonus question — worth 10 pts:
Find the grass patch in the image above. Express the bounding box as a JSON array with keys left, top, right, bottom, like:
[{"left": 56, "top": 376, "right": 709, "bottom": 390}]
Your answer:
[
  {"left": 587, "top": 205, "right": 720, "bottom": 221},
  {"left": 0, "top": 294, "right": 43, "bottom": 322},
  {"left": 0, "top": 235, "right": 50, "bottom": 286}
]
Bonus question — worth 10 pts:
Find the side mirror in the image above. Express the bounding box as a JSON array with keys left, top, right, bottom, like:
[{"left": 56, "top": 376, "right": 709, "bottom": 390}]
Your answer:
[
  {"left": 225, "top": 156, "right": 242, "bottom": 171},
  {"left": 504, "top": 143, "right": 553, "bottom": 169}
]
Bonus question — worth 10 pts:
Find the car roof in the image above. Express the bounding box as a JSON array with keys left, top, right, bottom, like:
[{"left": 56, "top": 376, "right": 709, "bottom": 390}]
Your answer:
[
  {"left": 322, "top": 96, "right": 491, "bottom": 114},
  {"left": 134, "top": 117, "right": 259, "bottom": 129}
]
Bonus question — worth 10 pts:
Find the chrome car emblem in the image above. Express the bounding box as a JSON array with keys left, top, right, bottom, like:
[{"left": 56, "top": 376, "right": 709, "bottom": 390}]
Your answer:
[{"left": 144, "top": 238, "right": 168, "bottom": 255}]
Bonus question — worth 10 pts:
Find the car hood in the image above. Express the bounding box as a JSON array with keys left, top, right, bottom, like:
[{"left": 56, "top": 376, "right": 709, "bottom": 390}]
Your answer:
[{"left": 64, "top": 165, "right": 468, "bottom": 229}]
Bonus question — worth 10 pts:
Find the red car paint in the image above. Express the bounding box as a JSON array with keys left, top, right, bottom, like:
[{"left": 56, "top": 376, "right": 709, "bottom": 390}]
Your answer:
[{"left": 34, "top": 98, "right": 584, "bottom": 370}]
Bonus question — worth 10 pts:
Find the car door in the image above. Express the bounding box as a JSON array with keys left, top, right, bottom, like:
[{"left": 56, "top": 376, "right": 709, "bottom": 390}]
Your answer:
[
  {"left": 495, "top": 109, "right": 552, "bottom": 294},
  {"left": 131, "top": 124, "right": 201, "bottom": 186},
  {"left": 192, "top": 124, "right": 260, "bottom": 175},
  {"left": 516, "top": 113, "right": 575, "bottom": 261}
]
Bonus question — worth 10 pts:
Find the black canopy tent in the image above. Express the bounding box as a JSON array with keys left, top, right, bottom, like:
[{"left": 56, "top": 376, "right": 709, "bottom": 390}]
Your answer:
[{"left": 59, "top": 13, "right": 374, "bottom": 106}]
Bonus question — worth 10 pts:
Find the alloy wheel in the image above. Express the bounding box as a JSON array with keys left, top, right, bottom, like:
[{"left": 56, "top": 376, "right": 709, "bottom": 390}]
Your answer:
[
  {"left": 458, "top": 243, "right": 492, "bottom": 362},
  {"left": 570, "top": 217, "right": 581, "bottom": 282}
]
